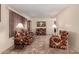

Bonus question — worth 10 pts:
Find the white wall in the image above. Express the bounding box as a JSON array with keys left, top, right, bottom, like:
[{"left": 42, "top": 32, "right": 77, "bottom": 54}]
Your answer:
[
  {"left": 57, "top": 5, "right": 79, "bottom": 52},
  {"left": 0, "top": 4, "right": 29, "bottom": 53},
  {"left": 0, "top": 4, "right": 14, "bottom": 53},
  {"left": 31, "top": 17, "right": 55, "bottom": 35}
]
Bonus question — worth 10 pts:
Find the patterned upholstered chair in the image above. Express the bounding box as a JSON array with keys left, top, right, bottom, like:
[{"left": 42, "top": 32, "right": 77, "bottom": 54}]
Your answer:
[
  {"left": 14, "top": 29, "right": 34, "bottom": 49},
  {"left": 49, "top": 30, "right": 68, "bottom": 50}
]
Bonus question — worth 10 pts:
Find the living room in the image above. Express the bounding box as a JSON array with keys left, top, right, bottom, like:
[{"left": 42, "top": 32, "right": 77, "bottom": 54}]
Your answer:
[{"left": 0, "top": 4, "right": 79, "bottom": 54}]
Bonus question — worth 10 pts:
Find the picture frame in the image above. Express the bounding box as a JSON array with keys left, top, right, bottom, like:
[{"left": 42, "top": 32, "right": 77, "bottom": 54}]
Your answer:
[
  {"left": 0, "top": 4, "right": 1, "bottom": 22},
  {"left": 37, "top": 21, "right": 46, "bottom": 27}
]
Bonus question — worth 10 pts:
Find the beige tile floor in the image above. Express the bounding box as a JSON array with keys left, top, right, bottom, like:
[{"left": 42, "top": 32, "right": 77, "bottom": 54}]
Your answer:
[{"left": 2, "top": 35, "right": 79, "bottom": 54}]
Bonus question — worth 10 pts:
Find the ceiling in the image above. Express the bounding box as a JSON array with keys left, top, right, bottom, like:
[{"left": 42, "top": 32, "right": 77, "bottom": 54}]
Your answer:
[{"left": 8, "top": 4, "right": 68, "bottom": 18}]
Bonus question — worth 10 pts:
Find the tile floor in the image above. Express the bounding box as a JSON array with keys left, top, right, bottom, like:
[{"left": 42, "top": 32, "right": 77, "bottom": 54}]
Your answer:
[{"left": 2, "top": 35, "right": 79, "bottom": 54}]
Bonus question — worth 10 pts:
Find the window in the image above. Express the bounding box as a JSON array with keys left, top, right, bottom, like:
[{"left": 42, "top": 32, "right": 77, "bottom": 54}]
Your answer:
[{"left": 9, "top": 10, "right": 26, "bottom": 37}]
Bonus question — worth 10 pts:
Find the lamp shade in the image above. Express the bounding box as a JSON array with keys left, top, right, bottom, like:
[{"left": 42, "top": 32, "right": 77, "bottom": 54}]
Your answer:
[
  {"left": 52, "top": 24, "right": 57, "bottom": 28},
  {"left": 16, "top": 23, "right": 24, "bottom": 29}
]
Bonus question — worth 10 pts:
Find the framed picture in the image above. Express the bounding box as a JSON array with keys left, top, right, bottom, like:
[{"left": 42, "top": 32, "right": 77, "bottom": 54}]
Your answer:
[
  {"left": 0, "top": 4, "right": 1, "bottom": 22},
  {"left": 37, "top": 21, "right": 46, "bottom": 27}
]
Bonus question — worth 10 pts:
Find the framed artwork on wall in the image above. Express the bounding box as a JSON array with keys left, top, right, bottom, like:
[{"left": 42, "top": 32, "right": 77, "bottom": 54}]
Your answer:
[
  {"left": 0, "top": 4, "right": 1, "bottom": 22},
  {"left": 37, "top": 21, "right": 46, "bottom": 27}
]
